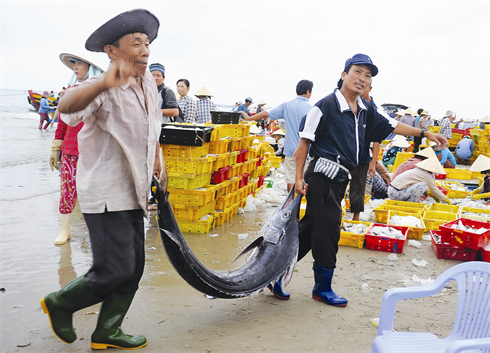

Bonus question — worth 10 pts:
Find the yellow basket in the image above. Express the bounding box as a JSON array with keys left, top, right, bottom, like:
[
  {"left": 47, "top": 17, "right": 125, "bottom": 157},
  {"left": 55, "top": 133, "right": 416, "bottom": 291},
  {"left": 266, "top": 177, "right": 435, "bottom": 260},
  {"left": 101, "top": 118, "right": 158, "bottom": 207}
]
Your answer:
[
  {"left": 239, "top": 122, "right": 252, "bottom": 136},
  {"left": 269, "top": 156, "right": 282, "bottom": 168},
  {"left": 339, "top": 220, "right": 371, "bottom": 248},
  {"left": 167, "top": 185, "right": 218, "bottom": 206},
  {"left": 423, "top": 210, "right": 458, "bottom": 231},
  {"left": 241, "top": 136, "right": 254, "bottom": 150},
  {"left": 230, "top": 137, "right": 243, "bottom": 152},
  {"left": 211, "top": 154, "right": 227, "bottom": 172},
  {"left": 437, "top": 181, "right": 469, "bottom": 199},
  {"left": 167, "top": 173, "right": 212, "bottom": 190},
  {"left": 236, "top": 187, "right": 246, "bottom": 202},
  {"left": 217, "top": 124, "right": 248, "bottom": 139},
  {"left": 393, "top": 152, "right": 415, "bottom": 170},
  {"left": 384, "top": 200, "right": 428, "bottom": 209},
  {"left": 428, "top": 203, "right": 462, "bottom": 213},
  {"left": 171, "top": 201, "right": 216, "bottom": 221},
  {"left": 209, "top": 137, "right": 231, "bottom": 154},
  {"left": 469, "top": 128, "right": 480, "bottom": 138},
  {"left": 226, "top": 151, "right": 239, "bottom": 167},
  {"left": 228, "top": 176, "right": 241, "bottom": 193},
  {"left": 387, "top": 210, "right": 426, "bottom": 239},
  {"left": 164, "top": 155, "right": 214, "bottom": 175},
  {"left": 178, "top": 215, "right": 215, "bottom": 234},
  {"left": 459, "top": 206, "right": 490, "bottom": 222},
  {"left": 161, "top": 143, "right": 209, "bottom": 159},
  {"left": 444, "top": 168, "right": 472, "bottom": 180},
  {"left": 211, "top": 207, "right": 234, "bottom": 226},
  {"left": 374, "top": 205, "right": 426, "bottom": 224},
  {"left": 216, "top": 190, "right": 238, "bottom": 210},
  {"left": 216, "top": 179, "right": 231, "bottom": 197},
  {"left": 428, "top": 126, "right": 441, "bottom": 133},
  {"left": 209, "top": 124, "right": 222, "bottom": 142},
  {"left": 247, "top": 147, "right": 258, "bottom": 160}
]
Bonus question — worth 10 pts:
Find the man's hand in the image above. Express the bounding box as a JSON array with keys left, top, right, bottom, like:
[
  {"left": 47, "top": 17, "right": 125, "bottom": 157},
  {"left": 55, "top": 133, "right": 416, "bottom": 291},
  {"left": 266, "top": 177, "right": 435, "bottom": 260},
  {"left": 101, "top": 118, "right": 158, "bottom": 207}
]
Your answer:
[
  {"left": 368, "top": 162, "right": 376, "bottom": 179},
  {"left": 295, "top": 178, "right": 308, "bottom": 196},
  {"left": 425, "top": 131, "right": 448, "bottom": 149},
  {"left": 103, "top": 59, "right": 137, "bottom": 90}
]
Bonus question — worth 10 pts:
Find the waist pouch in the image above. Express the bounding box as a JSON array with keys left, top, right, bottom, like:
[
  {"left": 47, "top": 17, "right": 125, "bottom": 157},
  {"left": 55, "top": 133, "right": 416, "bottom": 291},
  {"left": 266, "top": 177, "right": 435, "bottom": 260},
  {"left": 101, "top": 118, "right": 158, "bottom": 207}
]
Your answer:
[{"left": 313, "top": 157, "right": 351, "bottom": 183}]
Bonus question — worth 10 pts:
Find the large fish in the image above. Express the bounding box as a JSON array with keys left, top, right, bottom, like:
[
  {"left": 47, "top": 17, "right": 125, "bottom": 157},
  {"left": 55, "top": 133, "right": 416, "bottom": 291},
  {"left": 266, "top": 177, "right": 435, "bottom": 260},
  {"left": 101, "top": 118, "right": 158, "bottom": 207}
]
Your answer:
[{"left": 153, "top": 176, "right": 302, "bottom": 298}]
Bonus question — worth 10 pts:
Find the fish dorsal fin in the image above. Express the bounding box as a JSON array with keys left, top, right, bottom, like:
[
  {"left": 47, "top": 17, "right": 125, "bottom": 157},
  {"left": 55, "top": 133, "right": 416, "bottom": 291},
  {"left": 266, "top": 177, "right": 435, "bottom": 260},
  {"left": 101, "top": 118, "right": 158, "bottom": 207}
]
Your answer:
[
  {"left": 228, "top": 236, "right": 264, "bottom": 270},
  {"left": 162, "top": 229, "right": 183, "bottom": 246}
]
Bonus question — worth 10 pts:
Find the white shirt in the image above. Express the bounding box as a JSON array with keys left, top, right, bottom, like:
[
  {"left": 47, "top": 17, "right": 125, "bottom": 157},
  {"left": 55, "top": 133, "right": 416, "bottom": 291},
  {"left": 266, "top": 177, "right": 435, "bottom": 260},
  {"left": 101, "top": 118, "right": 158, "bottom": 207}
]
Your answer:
[{"left": 61, "top": 70, "right": 161, "bottom": 217}]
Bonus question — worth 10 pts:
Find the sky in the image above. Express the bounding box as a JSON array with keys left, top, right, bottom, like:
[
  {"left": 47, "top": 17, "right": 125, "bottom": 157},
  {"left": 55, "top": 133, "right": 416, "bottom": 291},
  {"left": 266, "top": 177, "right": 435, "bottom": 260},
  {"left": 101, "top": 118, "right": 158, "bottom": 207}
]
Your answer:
[{"left": 1, "top": 0, "right": 489, "bottom": 119}]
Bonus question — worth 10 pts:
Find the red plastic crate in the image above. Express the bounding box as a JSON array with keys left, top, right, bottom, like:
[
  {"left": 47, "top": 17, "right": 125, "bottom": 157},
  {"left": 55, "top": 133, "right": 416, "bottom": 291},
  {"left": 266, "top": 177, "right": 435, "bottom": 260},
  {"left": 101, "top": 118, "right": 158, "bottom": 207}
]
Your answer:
[
  {"left": 365, "top": 223, "right": 409, "bottom": 254},
  {"left": 257, "top": 176, "right": 265, "bottom": 188},
  {"left": 211, "top": 166, "right": 232, "bottom": 184},
  {"left": 430, "top": 230, "right": 478, "bottom": 261},
  {"left": 438, "top": 186, "right": 448, "bottom": 195},
  {"left": 452, "top": 128, "right": 466, "bottom": 135},
  {"left": 256, "top": 157, "right": 264, "bottom": 167},
  {"left": 435, "top": 173, "right": 447, "bottom": 179},
  {"left": 239, "top": 173, "right": 250, "bottom": 188},
  {"left": 440, "top": 218, "right": 490, "bottom": 250},
  {"left": 481, "top": 245, "right": 490, "bottom": 262},
  {"left": 237, "top": 150, "right": 247, "bottom": 163}
]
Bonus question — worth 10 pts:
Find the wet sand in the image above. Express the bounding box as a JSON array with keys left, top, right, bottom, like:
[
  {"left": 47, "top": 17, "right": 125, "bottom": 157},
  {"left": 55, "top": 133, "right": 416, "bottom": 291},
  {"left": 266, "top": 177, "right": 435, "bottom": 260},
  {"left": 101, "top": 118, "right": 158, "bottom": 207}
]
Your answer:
[{"left": 1, "top": 186, "right": 460, "bottom": 353}]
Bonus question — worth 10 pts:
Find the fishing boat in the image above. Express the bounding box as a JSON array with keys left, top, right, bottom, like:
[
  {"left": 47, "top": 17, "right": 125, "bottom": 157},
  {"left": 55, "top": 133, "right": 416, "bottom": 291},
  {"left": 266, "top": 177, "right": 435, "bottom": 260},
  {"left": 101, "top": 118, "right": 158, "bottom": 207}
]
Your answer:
[{"left": 27, "top": 90, "right": 58, "bottom": 112}]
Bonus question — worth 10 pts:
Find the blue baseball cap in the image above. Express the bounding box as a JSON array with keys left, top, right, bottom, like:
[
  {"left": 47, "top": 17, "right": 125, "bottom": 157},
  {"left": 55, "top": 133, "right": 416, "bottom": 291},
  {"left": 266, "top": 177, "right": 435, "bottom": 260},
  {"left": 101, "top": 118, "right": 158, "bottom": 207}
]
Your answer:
[
  {"left": 149, "top": 63, "right": 165, "bottom": 75},
  {"left": 344, "top": 53, "right": 378, "bottom": 77}
]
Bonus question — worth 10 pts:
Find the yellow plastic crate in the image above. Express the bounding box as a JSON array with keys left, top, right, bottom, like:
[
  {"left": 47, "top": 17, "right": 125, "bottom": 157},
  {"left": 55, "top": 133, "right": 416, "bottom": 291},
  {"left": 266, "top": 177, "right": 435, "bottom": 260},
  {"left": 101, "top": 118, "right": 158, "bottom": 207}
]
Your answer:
[
  {"left": 428, "top": 126, "right": 441, "bottom": 133},
  {"left": 387, "top": 210, "right": 426, "bottom": 239},
  {"left": 230, "top": 137, "right": 243, "bottom": 152},
  {"left": 428, "top": 203, "right": 462, "bottom": 213},
  {"left": 228, "top": 176, "right": 241, "bottom": 193},
  {"left": 269, "top": 156, "right": 282, "bottom": 168},
  {"left": 167, "top": 185, "right": 218, "bottom": 206},
  {"left": 167, "top": 173, "right": 212, "bottom": 190},
  {"left": 171, "top": 201, "right": 216, "bottom": 221},
  {"left": 230, "top": 163, "right": 242, "bottom": 179},
  {"left": 437, "top": 181, "right": 469, "bottom": 199},
  {"left": 217, "top": 124, "right": 248, "bottom": 138},
  {"left": 374, "top": 205, "right": 426, "bottom": 224},
  {"left": 460, "top": 206, "right": 490, "bottom": 222},
  {"left": 423, "top": 210, "right": 458, "bottom": 230},
  {"left": 241, "top": 136, "right": 254, "bottom": 150},
  {"left": 164, "top": 155, "right": 214, "bottom": 175},
  {"left": 393, "top": 152, "right": 415, "bottom": 170},
  {"left": 339, "top": 220, "right": 371, "bottom": 248},
  {"left": 444, "top": 168, "right": 472, "bottom": 180},
  {"left": 209, "top": 137, "right": 231, "bottom": 154},
  {"left": 247, "top": 147, "right": 258, "bottom": 160},
  {"left": 236, "top": 187, "right": 246, "bottom": 202},
  {"left": 161, "top": 143, "right": 209, "bottom": 159},
  {"left": 178, "top": 215, "right": 215, "bottom": 233},
  {"left": 244, "top": 183, "right": 254, "bottom": 196},
  {"left": 239, "top": 122, "right": 252, "bottom": 137},
  {"left": 225, "top": 151, "right": 239, "bottom": 167},
  {"left": 211, "top": 153, "right": 227, "bottom": 172},
  {"left": 209, "top": 124, "right": 222, "bottom": 142},
  {"left": 216, "top": 190, "right": 238, "bottom": 210},
  {"left": 384, "top": 200, "right": 427, "bottom": 209},
  {"left": 211, "top": 207, "right": 234, "bottom": 226},
  {"left": 239, "top": 198, "right": 247, "bottom": 209},
  {"left": 216, "top": 180, "right": 231, "bottom": 197}
]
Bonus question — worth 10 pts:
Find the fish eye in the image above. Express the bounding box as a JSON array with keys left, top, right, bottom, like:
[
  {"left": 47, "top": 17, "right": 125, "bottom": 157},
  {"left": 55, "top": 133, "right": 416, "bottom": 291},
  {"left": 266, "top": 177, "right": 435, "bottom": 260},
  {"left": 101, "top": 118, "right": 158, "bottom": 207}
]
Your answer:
[{"left": 282, "top": 210, "right": 291, "bottom": 220}]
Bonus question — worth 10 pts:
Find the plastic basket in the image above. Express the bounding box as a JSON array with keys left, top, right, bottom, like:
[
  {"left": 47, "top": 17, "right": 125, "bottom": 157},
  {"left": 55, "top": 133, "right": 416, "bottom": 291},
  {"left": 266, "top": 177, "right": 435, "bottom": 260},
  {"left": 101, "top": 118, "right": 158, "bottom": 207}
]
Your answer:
[
  {"left": 459, "top": 206, "right": 490, "bottom": 222},
  {"left": 444, "top": 168, "right": 472, "bottom": 180},
  {"left": 211, "top": 111, "right": 240, "bottom": 124},
  {"left": 211, "top": 154, "right": 227, "bottom": 172},
  {"left": 339, "top": 220, "right": 371, "bottom": 248},
  {"left": 209, "top": 137, "right": 231, "bottom": 154},
  {"left": 269, "top": 156, "right": 282, "bottom": 168},
  {"left": 164, "top": 155, "right": 214, "bottom": 175},
  {"left": 423, "top": 210, "right": 459, "bottom": 231},
  {"left": 161, "top": 143, "right": 209, "bottom": 159},
  {"left": 387, "top": 210, "right": 426, "bottom": 239},
  {"left": 428, "top": 203, "right": 462, "bottom": 213},
  {"left": 365, "top": 223, "right": 409, "bottom": 254},
  {"left": 167, "top": 172, "right": 212, "bottom": 190},
  {"left": 482, "top": 244, "right": 490, "bottom": 262},
  {"left": 167, "top": 185, "right": 218, "bottom": 206},
  {"left": 226, "top": 151, "right": 239, "bottom": 167},
  {"left": 171, "top": 201, "right": 216, "bottom": 221},
  {"left": 429, "top": 230, "right": 478, "bottom": 261},
  {"left": 439, "top": 218, "right": 490, "bottom": 250},
  {"left": 230, "top": 137, "right": 243, "bottom": 151},
  {"left": 216, "top": 180, "right": 231, "bottom": 197},
  {"left": 178, "top": 215, "right": 215, "bottom": 234},
  {"left": 159, "top": 124, "right": 213, "bottom": 146},
  {"left": 437, "top": 181, "right": 469, "bottom": 198},
  {"left": 373, "top": 205, "right": 425, "bottom": 224},
  {"left": 211, "top": 167, "right": 231, "bottom": 184},
  {"left": 393, "top": 152, "right": 415, "bottom": 170},
  {"left": 211, "top": 207, "right": 234, "bottom": 226}
]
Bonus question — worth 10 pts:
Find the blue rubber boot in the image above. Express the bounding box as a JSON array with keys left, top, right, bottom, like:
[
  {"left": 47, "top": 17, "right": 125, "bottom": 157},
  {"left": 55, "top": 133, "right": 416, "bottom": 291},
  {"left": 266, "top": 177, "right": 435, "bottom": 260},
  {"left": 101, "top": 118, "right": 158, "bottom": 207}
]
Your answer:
[
  {"left": 267, "top": 277, "right": 290, "bottom": 300},
  {"left": 312, "top": 263, "right": 348, "bottom": 307}
]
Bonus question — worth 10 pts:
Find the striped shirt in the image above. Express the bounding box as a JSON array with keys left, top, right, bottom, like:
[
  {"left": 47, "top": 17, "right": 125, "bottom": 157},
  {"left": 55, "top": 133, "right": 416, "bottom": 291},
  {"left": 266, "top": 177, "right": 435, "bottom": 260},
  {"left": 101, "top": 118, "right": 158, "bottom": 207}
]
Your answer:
[{"left": 178, "top": 95, "right": 197, "bottom": 123}]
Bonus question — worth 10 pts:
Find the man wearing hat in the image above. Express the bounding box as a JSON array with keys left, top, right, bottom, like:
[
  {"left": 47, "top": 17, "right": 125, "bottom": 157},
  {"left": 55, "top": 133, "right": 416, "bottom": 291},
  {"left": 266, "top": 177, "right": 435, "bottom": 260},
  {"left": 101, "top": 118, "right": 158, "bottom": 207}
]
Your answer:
[
  {"left": 149, "top": 63, "right": 180, "bottom": 123},
  {"left": 195, "top": 86, "right": 217, "bottom": 123},
  {"left": 41, "top": 9, "right": 161, "bottom": 350},
  {"left": 440, "top": 110, "right": 456, "bottom": 140},
  {"left": 294, "top": 53, "right": 448, "bottom": 307},
  {"left": 237, "top": 97, "right": 253, "bottom": 118}
]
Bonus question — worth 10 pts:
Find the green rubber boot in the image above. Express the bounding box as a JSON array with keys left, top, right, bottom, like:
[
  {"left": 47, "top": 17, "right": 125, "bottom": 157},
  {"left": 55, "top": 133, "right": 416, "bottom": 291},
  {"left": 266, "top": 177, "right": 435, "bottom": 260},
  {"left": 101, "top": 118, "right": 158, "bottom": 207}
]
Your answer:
[
  {"left": 91, "top": 291, "right": 147, "bottom": 350},
  {"left": 40, "top": 276, "right": 103, "bottom": 343}
]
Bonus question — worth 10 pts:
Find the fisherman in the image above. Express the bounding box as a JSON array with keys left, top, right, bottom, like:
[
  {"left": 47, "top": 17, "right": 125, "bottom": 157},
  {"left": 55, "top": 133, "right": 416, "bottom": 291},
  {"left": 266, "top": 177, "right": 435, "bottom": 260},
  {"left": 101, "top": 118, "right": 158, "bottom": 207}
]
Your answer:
[
  {"left": 236, "top": 97, "right": 253, "bottom": 120},
  {"left": 470, "top": 155, "right": 490, "bottom": 200},
  {"left": 294, "top": 53, "right": 448, "bottom": 307},
  {"left": 49, "top": 52, "right": 105, "bottom": 245},
  {"left": 40, "top": 9, "right": 162, "bottom": 350},
  {"left": 195, "top": 87, "right": 217, "bottom": 123},
  {"left": 149, "top": 63, "right": 180, "bottom": 123},
  {"left": 455, "top": 134, "right": 474, "bottom": 165},
  {"left": 439, "top": 110, "right": 456, "bottom": 140}
]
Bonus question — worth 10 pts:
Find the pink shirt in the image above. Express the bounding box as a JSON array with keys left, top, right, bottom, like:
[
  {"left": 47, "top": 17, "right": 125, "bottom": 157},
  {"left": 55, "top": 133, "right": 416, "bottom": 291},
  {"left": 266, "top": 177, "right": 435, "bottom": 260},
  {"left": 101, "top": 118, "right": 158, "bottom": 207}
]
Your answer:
[{"left": 61, "top": 70, "right": 161, "bottom": 217}]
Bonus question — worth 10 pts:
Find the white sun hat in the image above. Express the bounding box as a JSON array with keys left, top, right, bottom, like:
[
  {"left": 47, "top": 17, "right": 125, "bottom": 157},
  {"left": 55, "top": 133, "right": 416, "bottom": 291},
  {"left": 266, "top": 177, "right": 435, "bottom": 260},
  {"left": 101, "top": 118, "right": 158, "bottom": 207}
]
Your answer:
[
  {"left": 469, "top": 154, "right": 490, "bottom": 172},
  {"left": 416, "top": 157, "right": 446, "bottom": 174},
  {"left": 59, "top": 52, "right": 107, "bottom": 72},
  {"left": 194, "top": 86, "right": 214, "bottom": 97},
  {"left": 392, "top": 137, "right": 410, "bottom": 148},
  {"left": 415, "top": 147, "right": 437, "bottom": 159}
]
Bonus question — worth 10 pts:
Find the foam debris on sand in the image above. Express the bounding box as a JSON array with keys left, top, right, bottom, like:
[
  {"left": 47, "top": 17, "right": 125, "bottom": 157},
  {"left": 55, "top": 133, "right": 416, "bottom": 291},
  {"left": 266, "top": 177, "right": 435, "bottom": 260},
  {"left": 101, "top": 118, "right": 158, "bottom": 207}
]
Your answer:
[
  {"left": 408, "top": 239, "right": 422, "bottom": 248},
  {"left": 412, "top": 258, "right": 428, "bottom": 267},
  {"left": 237, "top": 233, "right": 249, "bottom": 240},
  {"left": 387, "top": 253, "right": 399, "bottom": 261}
]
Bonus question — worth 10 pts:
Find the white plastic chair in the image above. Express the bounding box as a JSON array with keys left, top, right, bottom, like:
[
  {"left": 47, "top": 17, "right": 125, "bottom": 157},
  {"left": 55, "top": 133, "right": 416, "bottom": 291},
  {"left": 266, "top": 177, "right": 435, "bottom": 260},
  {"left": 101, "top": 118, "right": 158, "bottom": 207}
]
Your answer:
[{"left": 372, "top": 261, "right": 490, "bottom": 353}]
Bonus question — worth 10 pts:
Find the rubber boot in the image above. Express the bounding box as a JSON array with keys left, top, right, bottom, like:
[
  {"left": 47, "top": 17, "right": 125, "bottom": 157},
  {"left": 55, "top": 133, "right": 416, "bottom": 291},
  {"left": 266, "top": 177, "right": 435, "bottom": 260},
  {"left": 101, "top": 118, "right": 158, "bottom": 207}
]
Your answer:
[
  {"left": 91, "top": 291, "right": 147, "bottom": 350},
  {"left": 267, "top": 277, "right": 290, "bottom": 300},
  {"left": 312, "top": 263, "right": 348, "bottom": 307},
  {"left": 40, "top": 276, "right": 103, "bottom": 343},
  {"left": 54, "top": 213, "right": 72, "bottom": 245}
]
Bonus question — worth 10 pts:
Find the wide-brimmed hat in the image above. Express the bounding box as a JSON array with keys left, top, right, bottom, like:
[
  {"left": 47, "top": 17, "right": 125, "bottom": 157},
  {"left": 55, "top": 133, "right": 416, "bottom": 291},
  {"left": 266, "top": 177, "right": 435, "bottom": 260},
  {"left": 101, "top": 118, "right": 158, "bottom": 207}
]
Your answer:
[
  {"left": 415, "top": 147, "right": 437, "bottom": 159},
  {"left": 469, "top": 155, "right": 490, "bottom": 172},
  {"left": 194, "top": 87, "right": 213, "bottom": 97},
  {"left": 431, "top": 116, "right": 440, "bottom": 121},
  {"left": 258, "top": 100, "right": 266, "bottom": 106},
  {"left": 249, "top": 124, "right": 261, "bottom": 134},
  {"left": 480, "top": 115, "right": 490, "bottom": 123},
  {"left": 444, "top": 110, "right": 455, "bottom": 118},
  {"left": 271, "top": 128, "right": 285, "bottom": 136},
  {"left": 85, "top": 9, "right": 160, "bottom": 52},
  {"left": 59, "top": 52, "right": 106, "bottom": 72},
  {"left": 392, "top": 137, "right": 410, "bottom": 148},
  {"left": 416, "top": 157, "right": 446, "bottom": 174},
  {"left": 464, "top": 118, "right": 472, "bottom": 123},
  {"left": 403, "top": 108, "right": 417, "bottom": 117},
  {"left": 395, "top": 110, "right": 405, "bottom": 117}
]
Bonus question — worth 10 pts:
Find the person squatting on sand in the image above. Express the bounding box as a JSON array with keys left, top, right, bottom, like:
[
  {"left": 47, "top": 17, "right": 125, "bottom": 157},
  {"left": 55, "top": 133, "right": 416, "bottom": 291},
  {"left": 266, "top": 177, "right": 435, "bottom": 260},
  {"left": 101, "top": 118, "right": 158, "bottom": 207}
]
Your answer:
[
  {"left": 41, "top": 9, "right": 163, "bottom": 350},
  {"left": 50, "top": 52, "right": 105, "bottom": 245},
  {"left": 291, "top": 54, "right": 448, "bottom": 307}
]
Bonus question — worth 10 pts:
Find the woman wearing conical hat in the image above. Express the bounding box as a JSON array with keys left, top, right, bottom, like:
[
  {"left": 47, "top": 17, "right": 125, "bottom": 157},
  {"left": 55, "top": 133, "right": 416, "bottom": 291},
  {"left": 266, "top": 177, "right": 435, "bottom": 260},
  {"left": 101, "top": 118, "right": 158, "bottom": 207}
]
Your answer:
[
  {"left": 382, "top": 136, "right": 410, "bottom": 167},
  {"left": 392, "top": 146, "right": 436, "bottom": 181},
  {"left": 388, "top": 157, "right": 450, "bottom": 204},
  {"left": 469, "top": 155, "right": 490, "bottom": 200}
]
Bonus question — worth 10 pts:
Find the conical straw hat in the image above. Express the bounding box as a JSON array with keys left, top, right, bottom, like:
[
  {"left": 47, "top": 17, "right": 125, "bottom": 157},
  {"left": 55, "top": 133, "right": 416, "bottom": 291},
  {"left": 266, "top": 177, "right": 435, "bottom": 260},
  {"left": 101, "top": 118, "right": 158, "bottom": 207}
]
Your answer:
[
  {"left": 392, "top": 137, "right": 410, "bottom": 148},
  {"left": 469, "top": 154, "right": 490, "bottom": 172},
  {"left": 415, "top": 147, "right": 437, "bottom": 159},
  {"left": 404, "top": 108, "right": 416, "bottom": 116},
  {"left": 258, "top": 100, "right": 266, "bottom": 105},
  {"left": 249, "top": 124, "right": 261, "bottom": 134},
  {"left": 194, "top": 87, "right": 213, "bottom": 97},
  {"left": 392, "top": 134, "right": 406, "bottom": 141},
  {"left": 416, "top": 157, "right": 446, "bottom": 174},
  {"left": 480, "top": 115, "right": 490, "bottom": 123}
]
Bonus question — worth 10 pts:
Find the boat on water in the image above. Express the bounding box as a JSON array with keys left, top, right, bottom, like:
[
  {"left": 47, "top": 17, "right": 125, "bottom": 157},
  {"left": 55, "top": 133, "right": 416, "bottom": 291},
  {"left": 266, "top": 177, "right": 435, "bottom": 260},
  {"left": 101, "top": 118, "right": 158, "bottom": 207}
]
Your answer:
[{"left": 27, "top": 90, "right": 58, "bottom": 112}]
